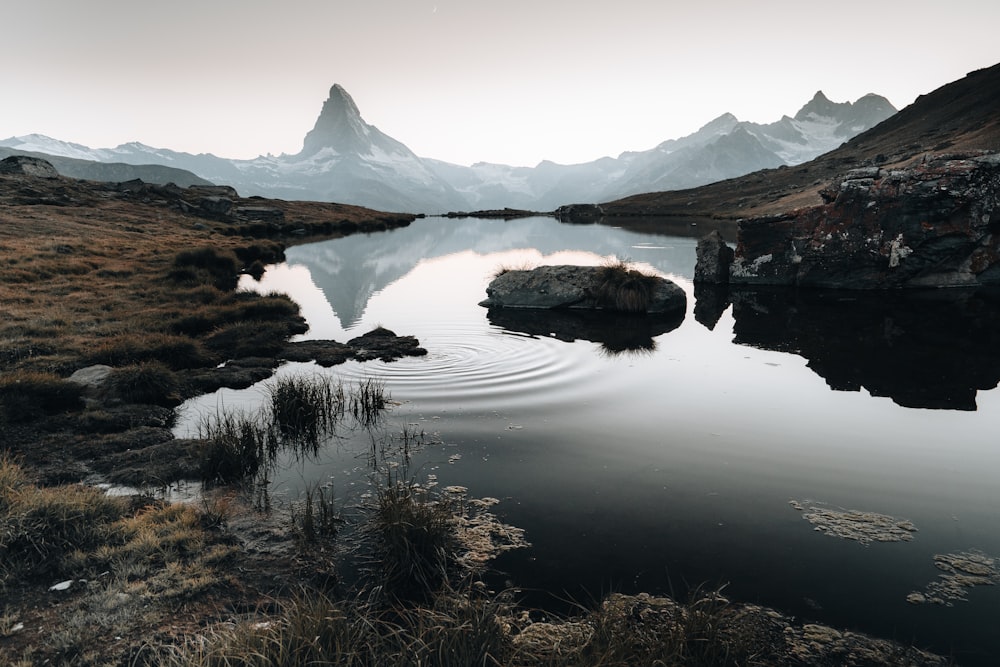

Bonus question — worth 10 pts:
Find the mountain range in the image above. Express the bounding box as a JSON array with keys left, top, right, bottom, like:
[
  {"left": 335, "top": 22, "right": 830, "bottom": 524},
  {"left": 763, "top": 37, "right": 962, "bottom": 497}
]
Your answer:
[
  {"left": 0, "top": 85, "right": 896, "bottom": 214},
  {"left": 599, "top": 62, "right": 1000, "bottom": 223}
]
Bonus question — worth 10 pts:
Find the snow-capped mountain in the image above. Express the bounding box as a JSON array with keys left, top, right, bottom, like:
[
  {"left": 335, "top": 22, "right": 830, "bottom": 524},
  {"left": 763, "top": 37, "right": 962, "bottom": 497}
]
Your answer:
[
  {"left": 0, "top": 87, "right": 895, "bottom": 213},
  {"left": 426, "top": 91, "right": 897, "bottom": 209},
  {"left": 1, "top": 85, "right": 467, "bottom": 213}
]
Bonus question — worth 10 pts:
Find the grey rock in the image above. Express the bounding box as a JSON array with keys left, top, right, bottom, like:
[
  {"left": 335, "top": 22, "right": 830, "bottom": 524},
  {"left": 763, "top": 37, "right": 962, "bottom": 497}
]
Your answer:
[
  {"left": 67, "top": 364, "right": 113, "bottom": 390},
  {"left": 199, "top": 195, "right": 233, "bottom": 216},
  {"left": 694, "top": 231, "right": 734, "bottom": 284},
  {"left": 66, "top": 364, "right": 114, "bottom": 407},
  {"left": 0, "top": 155, "right": 59, "bottom": 178},
  {"left": 480, "top": 265, "right": 686, "bottom": 315},
  {"left": 235, "top": 206, "right": 284, "bottom": 222}
]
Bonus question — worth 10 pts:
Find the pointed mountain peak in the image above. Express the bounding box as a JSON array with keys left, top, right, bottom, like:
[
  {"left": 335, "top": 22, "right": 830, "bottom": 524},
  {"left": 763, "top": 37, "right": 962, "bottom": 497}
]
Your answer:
[
  {"left": 299, "top": 83, "right": 373, "bottom": 157},
  {"left": 699, "top": 112, "right": 740, "bottom": 133},
  {"left": 326, "top": 84, "right": 362, "bottom": 117},
  {"left": 794, "top": 90, "right": 849, "bottom": 121}
]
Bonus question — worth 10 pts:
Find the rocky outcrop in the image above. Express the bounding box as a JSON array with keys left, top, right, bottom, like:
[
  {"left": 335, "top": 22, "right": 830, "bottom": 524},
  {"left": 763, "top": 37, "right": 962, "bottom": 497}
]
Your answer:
[
  {"left": 708, "top": 152, "right": 1000, "bottom": 288},
  {"left": 0, "top": 155, "right": 59, "bottom": 177},
  {"left": 554, "top": 203, "right": 604, "bottom": 223},
  {"left": 694, "top": 230, "right": 734, "bottom": 283},
  {"left": 480, "top": 264, "right": 686, "bottom": 315}
]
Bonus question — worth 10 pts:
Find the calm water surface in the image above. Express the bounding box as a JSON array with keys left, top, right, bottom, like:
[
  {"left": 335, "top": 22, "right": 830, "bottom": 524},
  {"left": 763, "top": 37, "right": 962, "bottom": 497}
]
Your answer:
[{"left": 176, "top": 216, "right": 1000, "bottom": 664}]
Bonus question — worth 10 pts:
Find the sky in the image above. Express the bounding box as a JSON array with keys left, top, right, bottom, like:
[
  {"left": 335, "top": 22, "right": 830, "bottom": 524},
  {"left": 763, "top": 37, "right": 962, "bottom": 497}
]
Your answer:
[{"left": 3, "top": 0, "right": 999, "bottom": 167}]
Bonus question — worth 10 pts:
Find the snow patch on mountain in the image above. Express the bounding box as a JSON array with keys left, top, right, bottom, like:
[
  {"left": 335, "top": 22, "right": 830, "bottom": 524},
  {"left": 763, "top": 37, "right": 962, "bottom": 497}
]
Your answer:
[{"left": 0, "top": 87, "right": 896, "bottom": 213}]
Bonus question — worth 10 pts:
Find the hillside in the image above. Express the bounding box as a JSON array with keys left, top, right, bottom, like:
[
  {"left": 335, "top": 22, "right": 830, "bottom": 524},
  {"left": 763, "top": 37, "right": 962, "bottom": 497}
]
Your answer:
[
  {"left": 600, "top": 62, "right": 1000, "bottom": 221},
  {"left": 0, "top": 145, "right": 213, "bottom": 187}
]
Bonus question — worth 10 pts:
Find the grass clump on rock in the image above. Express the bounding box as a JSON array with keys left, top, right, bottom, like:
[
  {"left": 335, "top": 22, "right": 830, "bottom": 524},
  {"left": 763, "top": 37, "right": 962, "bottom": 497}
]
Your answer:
[{"left": 594, "top": 258, "right": 663, "bottom": 314}]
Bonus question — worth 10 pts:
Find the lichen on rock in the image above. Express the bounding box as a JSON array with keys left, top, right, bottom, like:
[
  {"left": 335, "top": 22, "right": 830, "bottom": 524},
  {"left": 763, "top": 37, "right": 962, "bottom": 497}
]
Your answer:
[{"left": 789, "top": 499, "right": 918, "bottom": 545}]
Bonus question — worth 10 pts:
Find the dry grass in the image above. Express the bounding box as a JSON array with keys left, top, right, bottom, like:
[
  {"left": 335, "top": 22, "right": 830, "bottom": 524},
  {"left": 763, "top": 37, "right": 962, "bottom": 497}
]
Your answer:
[
  {"left": 0, "top": 455, "right": 244, "bottom": 664},
  {"left": 0, "top": 369, "right": 84, "bottom": 423},
  {"left": 0, "top": 173, "right": 411, "bottom": 381},
  {"left": 594, "top": 258, "right": 663, "bottom": 313}
]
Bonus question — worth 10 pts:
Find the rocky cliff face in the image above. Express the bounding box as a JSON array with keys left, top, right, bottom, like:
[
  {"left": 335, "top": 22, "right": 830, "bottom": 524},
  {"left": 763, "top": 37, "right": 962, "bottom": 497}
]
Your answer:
[{"left": 715, "top": 152, "right": 1000, "bottom": 288}]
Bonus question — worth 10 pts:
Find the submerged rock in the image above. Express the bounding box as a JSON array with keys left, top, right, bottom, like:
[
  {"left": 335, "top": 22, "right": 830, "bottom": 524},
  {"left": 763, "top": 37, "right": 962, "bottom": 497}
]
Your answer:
[
  {"left": 702, "top": 152, "right": 1000, "bottom": 288},
  {"left": 908, "top": 549, "right": 999, "bottom": 606},
  {"left": 790, "top": 500, "right": 917, "bottom": 545},
  {"left": 480, "top": 264, "right": 686, "bottom": 315},
  {"left": 585, "top": 592, "right": 949, "bottom": 666}
]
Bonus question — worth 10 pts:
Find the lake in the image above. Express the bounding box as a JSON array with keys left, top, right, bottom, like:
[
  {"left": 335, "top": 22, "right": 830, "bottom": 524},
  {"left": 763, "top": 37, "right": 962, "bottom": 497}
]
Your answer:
[{"left": 175, "top": 215, "right": 1000, "bottom": 664}]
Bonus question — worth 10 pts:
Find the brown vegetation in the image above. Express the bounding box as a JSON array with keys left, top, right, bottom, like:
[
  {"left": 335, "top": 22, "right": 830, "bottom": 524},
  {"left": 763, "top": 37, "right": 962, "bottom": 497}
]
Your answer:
[{"left": 0, "top": 173, "right": 412, "bottom": 383}]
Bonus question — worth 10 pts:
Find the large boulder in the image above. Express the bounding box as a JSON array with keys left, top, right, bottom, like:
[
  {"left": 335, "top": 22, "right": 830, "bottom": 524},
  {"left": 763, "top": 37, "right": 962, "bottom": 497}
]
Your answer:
[
  {"left": 480, "top": 264, "right": 686, "bottom": 315},
  {"left": 710, "top": 152, "right": 1000, "bottom": 288},
  {"left": 0, "top": 155, "right": 59, "bottom": 178}
]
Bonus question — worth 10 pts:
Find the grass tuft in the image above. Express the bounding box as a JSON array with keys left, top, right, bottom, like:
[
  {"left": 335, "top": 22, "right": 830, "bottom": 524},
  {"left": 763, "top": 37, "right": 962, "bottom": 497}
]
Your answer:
[
  {"left": 0, "top": 455, "right": 129, "bottom": 581},
  {"left": 0, "top": 370, "right": 83, "bottom": 423},
  {"left": 291, "top": 483, "right": 342, "bottom": 546},
  {"left": 197, "top": 411, "right": 274, "bottom": 486},
  {"left": 594, "top": 257, "right": 662, "bottom": 314},
  {"left": 267, "top": 374, "right": 345, "bottom": 451},
  {"left": 90, "top": 332, "right": 214, "bottom": 370},
  {"left": 101, "top": 361, "right": 183, "bottom": 406},
  {"left": 358, "top": 468, "right": 461, "bottom": 602},
  {"left": 171, "top": 247, "right": 240, "bottom": 291},
  {"left": 350, "top": 376, "right": 389, "bottom": 428}
]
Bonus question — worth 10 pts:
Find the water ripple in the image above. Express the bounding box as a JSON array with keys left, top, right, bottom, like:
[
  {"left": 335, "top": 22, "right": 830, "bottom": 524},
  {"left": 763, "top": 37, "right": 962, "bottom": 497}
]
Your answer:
[{"left": 335, "top": 323, "right": 600, "bottom": 409}]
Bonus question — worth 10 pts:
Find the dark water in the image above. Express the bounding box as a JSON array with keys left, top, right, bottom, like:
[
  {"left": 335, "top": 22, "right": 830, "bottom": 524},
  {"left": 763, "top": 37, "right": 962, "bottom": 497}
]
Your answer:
[{"left": 176, "top": 216, "right": 1000, "bottom": 665}]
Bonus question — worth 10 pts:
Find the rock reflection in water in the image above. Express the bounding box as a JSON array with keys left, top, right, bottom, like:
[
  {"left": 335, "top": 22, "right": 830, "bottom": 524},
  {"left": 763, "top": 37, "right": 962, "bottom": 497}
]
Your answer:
[
  {"left": 485, "top": 307, "right": 685, "bottom": 354},
  {"left": 695, "top": 286, "right": 1000, "bottom": 410}
]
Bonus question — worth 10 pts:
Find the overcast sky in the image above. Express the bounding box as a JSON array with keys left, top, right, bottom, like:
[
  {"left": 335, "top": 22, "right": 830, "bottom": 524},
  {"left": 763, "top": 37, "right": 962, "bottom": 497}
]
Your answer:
[{"left": 3, "top": 0, "right": 998, "bottom": 167}]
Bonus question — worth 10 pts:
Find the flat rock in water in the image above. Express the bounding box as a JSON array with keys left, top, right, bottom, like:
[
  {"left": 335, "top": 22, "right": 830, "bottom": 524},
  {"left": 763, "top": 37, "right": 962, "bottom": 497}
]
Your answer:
[
  {"left": 282, "top": 328, "right": 427, "bottom": 366},
  {"left": 480, "top": 265, "right": 686, "bottom": 315}
]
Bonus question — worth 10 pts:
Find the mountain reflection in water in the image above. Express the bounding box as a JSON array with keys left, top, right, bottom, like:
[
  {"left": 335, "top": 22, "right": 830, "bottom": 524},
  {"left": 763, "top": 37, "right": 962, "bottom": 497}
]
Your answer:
[{"left": 696, "top": 285, "right": 1000, "bottom": 411}]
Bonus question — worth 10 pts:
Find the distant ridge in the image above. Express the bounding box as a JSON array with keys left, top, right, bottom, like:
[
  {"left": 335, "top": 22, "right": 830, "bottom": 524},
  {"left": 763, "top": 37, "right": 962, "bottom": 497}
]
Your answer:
[
  {"left": 598, "top": 62, "right": 1000, "bottom": 221},
  {"left": 0, "top": 145, "right": 213, "bottom": 187},
  {"left": 0, "top": 83, "right": 897, "bottom": 213}
]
